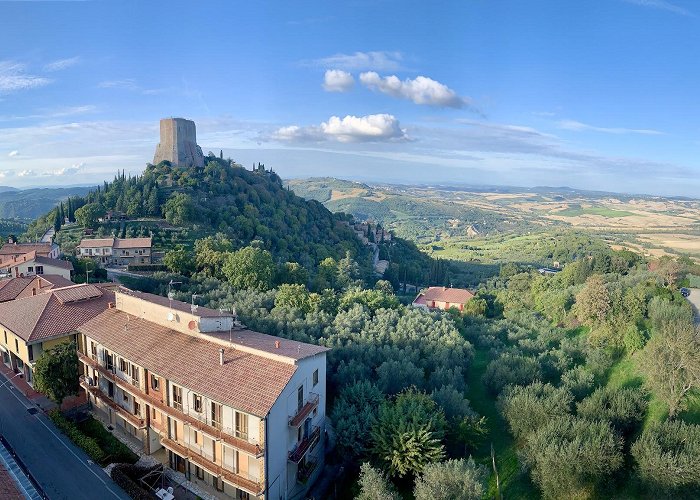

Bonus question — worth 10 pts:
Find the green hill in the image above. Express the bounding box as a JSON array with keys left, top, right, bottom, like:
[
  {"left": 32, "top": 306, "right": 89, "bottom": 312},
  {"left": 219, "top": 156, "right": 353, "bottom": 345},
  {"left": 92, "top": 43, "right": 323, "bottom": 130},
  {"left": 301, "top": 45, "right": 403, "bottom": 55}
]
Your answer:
[{"left": 0, "top": 186, "right": 92, "bottom": 219}]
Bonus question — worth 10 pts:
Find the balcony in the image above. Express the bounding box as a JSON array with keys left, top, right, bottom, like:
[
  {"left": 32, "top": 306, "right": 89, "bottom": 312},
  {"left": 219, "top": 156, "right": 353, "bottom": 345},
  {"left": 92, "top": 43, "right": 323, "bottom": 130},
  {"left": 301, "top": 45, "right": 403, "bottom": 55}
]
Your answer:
[
  {"left": 79, "top": 352, "right": 264, "bottom": 457},
  {"left": 297, "top": 459, "right": 318, "bottom": 484},
  {"left": 288, "top": 425, "right": 320, "bottom": 463},
  {"left": 159, "top": 434, "right": 264, "bottom": 496},
  {"left": 80, "top": 377, "right": 145, "bottom": 429},
  {"left": 289, "top": 392, "right": 320, "bottom": 427}
]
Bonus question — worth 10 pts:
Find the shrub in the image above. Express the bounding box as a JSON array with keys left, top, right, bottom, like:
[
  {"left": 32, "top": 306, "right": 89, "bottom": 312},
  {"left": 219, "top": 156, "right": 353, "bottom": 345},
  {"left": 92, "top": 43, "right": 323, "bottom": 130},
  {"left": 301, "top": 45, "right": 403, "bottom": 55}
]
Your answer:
[
  {"left": 48, "top": 410, "right": 106, "bottom": 464},
  {"left": 576, "top": 386, "right": 647, "bottom": 436},
  {"left": 482, "top": 353, "right": 542, "bottom": 394},
  {"left": 356, "top": 462, "right": 399, "bottom": 500},
  {"left": 413, "top": 457, "right": 488, "bottom": 500},
  {"left": 632, "top": 420, "right": 700, "bottom": 496},
  {"left": 561, "top": 366, "right": 595, "bottom": 400},
  {"left": 498, "top": 382, "right": 572, "bottom": 441}
]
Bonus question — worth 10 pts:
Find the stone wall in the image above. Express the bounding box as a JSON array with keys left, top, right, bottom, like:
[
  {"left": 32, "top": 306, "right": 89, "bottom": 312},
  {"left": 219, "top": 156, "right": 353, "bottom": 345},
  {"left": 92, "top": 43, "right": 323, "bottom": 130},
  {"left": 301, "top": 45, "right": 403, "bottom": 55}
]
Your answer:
[{"left": 152, "top": 118, "right": 205, "bottom": 168}]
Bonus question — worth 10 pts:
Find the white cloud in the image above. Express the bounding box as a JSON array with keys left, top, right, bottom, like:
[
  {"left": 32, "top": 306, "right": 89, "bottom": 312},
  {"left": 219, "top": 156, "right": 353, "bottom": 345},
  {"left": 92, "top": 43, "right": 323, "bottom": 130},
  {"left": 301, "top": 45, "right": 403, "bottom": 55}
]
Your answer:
[
  {"left": 98, "top": 79, "right": 139, "bottom": 91},
  {"left": 0, "top": 105, "right": 97, "bottom": 122},
  {"left": 44, "top": 56, "right": 80, "bottom": 72},
  {"left": 0, "top": 61, "right": 51, "bottom": 93},
  {"left": 16, "top": 169, "right": 34, "bottom": 177},
  {"left": 48, "top": 163, "right": 85, "bottom": 176},
  {"left": 309, "top": 51, "right": 404, "bottom": 71},
  {"left": 273, "top": 114, "right": 409, "bottom": 143},
  {"left": 322, "top": 70, "right": 354, "bottom": 92},
  {"left": 557, "top": 119, "right": 663, "bottom": 135},
  {"left": 359, "top": 72, "right": 468, "bottom": 108},
  {"left": 622, "top": 0, "right": 693, "bottom": 17},
  {"left": 8, "top": 150, "right": 19, "bottom": 157}
]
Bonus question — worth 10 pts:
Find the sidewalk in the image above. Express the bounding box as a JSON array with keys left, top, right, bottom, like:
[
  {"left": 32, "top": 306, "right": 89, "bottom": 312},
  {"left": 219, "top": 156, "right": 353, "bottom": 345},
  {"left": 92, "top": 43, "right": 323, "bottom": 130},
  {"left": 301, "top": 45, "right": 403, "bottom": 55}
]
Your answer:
[{"left": 0, "top": 363, "right": 86, "bottom": 412}]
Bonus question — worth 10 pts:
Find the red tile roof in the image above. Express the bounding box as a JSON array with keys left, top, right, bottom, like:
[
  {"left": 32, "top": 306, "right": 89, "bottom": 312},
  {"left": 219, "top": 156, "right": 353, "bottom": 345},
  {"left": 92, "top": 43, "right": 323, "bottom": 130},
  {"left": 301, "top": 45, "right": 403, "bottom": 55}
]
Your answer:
[
  {"left": 76, "top": 238, "right": 114, "bottom": 249},
  {"left": 113, "top": 237, "right": 152, "bottom": 249},
  {"left": 0, "top": 284, "right": 113, "bottom": 343},
  {"left": 34, "top": 256, "right": 74, "bottom": 271},
  {"left": 38, "top": 275, "right": 75, "bottom": 288},
  {"left": 78, "top": 308, "right": 298, "bottom": 417},
  {"left": 413, "top": 287, "right": 474, "bottom": 306},
  {"left": 0, "top": 242, "right": 54, "bottom": 256},
  {"left": 204, "top": 328, "right": 329, "bottom": 361},
  {"left": 0, "top": 463, "right": 24, "bottom": 500},
  {"left": 0, "top": 277, "right": 35, "bottom": 303}
]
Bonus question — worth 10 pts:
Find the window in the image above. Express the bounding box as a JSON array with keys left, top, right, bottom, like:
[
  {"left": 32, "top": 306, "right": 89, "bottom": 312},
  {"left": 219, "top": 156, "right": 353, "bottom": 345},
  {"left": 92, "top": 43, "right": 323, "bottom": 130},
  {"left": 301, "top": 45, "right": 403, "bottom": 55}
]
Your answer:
[
  {"left": 134, "top": 401, "right": 140, "bottom": 416},
  {"left": 14, "top": 339, "right": 18, "bottom": 353},
  {"left": 27, "top": 266, "right": 33, "bottom": 273},
  {"left": 105, "top": 351, "right": 114, "bottom": 371},
  {"left": 313, "top": 369, "right": 319, "bottom": 387},
  {"left": 212, "top": 440, "right": 217, "bottom": 462},
  {"left": 211, "top": 402, "right": 222, "bottom": 429},
  {"left": 172, "top": 385, "right": 182, "bottom": 411},
  {"left": 3, "top": 331, "right": 6, "bottom": 344},
  {"left": 195, "top": 466, "right": 204, "bottom": 480},
  {"left": 213, "top": 477, "right": 223, "bottom": 492},
  {"left": 152, "top": 407, "right": 156, "bottom": 419},
  {"left": 297, "top": 426, "right": 302, "bottom": 442},
  {"left": 27, "top": 345, "right": 33, "bottom": 362},
  {"left": 193, "top": 430, "right": 198, "bottom": 444},
  {"left": 151, "top": 374, "right": 160, "bottom": 391},
  {"left": 297, "top": 385, "right": 304, "bottom": 411},
  {"left": 35, "top": 266, "right": 43, "bottom": 275},
  {"left": 91, "top": 342, "right": 97, "bottom": 358},
  {"left": 235, "top": 411, "right": 248, "bottom": 439},
  {"left": 131, "top": 364, "right": 139, "bottom": 385},
  {"left": 193, "top": 394, "right": 203, "bottom": 413},
  {"left": 119, "top": 358, "right": 128, "bottom": 373},
  {"left": 123, "top": 391, "right": 129, "bottom": 402}
]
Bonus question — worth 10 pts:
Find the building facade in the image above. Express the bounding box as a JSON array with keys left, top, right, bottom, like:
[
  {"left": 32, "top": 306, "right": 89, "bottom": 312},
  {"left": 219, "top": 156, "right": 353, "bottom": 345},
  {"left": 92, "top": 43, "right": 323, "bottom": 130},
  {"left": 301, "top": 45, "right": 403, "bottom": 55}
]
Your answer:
[
  {"left": 0, "top": 251, "right": 73, "bottom": 280},
  {"left": 76, "top": 238, "right": 152, "bottom": 266},
  {"left": 77, "top": 288, "right": 327, "bottom": 500},
  {"left": 0, "top": 242, "right": 60, "bottom": 260},
  {"left": 412, "top": 286, "right": 475, "bottom": 312}
]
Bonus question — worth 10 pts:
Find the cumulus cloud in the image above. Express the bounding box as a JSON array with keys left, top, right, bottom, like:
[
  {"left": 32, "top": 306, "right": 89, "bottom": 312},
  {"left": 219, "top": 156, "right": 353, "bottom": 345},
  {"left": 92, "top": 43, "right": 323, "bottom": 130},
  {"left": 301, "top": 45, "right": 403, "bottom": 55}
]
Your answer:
[
  {"left": 44, "top": 56, "right": 80, "bottom": 72},
  {"left": 49, "top": 163, "right": 85, "bottom": 176},
  {"left": 557, "top": 119, "right": 663, "bottom": 135},
  {"left": 8, "top": 150, "right": 19, "bottom": 157},
  {"left": 16, "top": 169, "right": 34, "bottom": 177},
  {"left": 322, "top": 70, "right": 354, "bottom": 92},
  {"left": 359, "top": 72, "right": 468, "bottom": 108},
  {"left": 308, "top": 51, "right": 404, "bottom": 71},
  {"left": 273, "top": 114, "right": 408, "bottom": 143},
  {"left": 0, "top": 61, "right": 51, "bottom": 93}
]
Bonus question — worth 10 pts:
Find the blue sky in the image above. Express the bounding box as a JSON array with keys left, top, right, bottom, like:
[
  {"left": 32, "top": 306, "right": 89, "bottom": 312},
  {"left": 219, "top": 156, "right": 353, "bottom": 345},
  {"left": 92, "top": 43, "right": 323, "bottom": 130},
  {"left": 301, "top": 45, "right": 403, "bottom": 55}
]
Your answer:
[{"left": 1, "top": 0, "right": 700, "bottom": 196}]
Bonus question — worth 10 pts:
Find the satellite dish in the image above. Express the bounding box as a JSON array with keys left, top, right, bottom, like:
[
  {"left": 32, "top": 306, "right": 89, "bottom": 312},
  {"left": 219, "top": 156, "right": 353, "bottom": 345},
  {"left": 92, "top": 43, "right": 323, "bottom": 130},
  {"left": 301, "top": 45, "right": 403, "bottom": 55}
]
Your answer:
[
  {"left": 188, "top": 320, "right": 197, "bottom": 330},
  {"left": 167, "top": 312, "right": 175, "bottom": 322}
]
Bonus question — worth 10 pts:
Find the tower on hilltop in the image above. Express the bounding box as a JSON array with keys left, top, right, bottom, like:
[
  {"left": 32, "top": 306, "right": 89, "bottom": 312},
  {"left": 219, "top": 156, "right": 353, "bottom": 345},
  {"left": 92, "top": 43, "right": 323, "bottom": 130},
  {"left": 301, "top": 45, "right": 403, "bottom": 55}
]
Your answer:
[{"left": 152, "top": 117, "right": 205, "bottom": 168}]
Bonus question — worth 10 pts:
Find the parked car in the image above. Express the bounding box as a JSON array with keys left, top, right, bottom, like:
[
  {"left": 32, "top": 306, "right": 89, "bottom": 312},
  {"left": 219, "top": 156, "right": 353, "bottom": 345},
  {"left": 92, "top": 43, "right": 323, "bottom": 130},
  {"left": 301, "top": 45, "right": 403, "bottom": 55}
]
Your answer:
[{"left": 681, "top": 287, "right": 690, "bottom": 297}]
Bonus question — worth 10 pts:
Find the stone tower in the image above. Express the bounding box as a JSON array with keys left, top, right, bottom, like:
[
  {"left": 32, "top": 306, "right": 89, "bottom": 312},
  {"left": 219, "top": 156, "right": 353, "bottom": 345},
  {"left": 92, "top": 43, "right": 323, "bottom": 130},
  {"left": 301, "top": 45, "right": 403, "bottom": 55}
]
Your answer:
[{"left": 152, "top": 118, "right": 205, "bottom": 168}]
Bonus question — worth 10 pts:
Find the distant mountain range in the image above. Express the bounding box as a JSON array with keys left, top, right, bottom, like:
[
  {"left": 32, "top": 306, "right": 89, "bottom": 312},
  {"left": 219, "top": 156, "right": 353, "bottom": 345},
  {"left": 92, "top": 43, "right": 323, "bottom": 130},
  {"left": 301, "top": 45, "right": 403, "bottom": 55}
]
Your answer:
[{"left": 0, "top": 186, "right": 94, "bottom": 219}]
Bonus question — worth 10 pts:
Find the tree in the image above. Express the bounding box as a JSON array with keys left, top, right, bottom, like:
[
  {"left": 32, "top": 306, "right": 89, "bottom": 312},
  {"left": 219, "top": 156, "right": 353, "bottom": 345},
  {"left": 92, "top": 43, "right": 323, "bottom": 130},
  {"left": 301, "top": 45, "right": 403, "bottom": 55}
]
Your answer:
[
  {"left": 498, "top": 382, "right": 573, "bottom": 440},
  {"left": 223, "top": 246, "right": 275, "bottom": 291},
  {"left": 413, "top": 458, "right": 488, "bottom": 500},
  {"left": 74, "top": 203, "right": 103, "bottom": 229},
  {"left": 274, "top": 284, "right": 312, "bottom": 313},
  {"left": 194, "top": 234, "right": 233, "bottom": 277},
  {"left": 575, "top": 274, "right": 611, "bottom": 325},
  {"left": 372, "top": 388, "right": 447, "bottom": 477},
  {"left": 576, "top": 386, "right": 647, "bottom": 436},
  {"left": 163, "top": 193, "right": 195, "bottom": 225},
  {"left": 631, "top": 420, "right": 700, "bottom": 495},
  {"left": 482, "top": 353, "right": 542, "bottom": 395},
  {"left": 462, "top": 297, "right": 487, "bottom": 317},
  {"left": 277, "top": 261, "right": 308, "bottom": 286},
  {"left": 639, "top": 320, "right": 700, "bottom": 417},
  {"left": 331, "top": 381, "right": 385, "bottom": 460},
  {"left": 523, "top": 415, "right": 623, "bottom": 499},
  {"left": 33, "top": 341, "right": 80, "bottom": 404},
  {"left": 374, "top": 279, "right": 394, "bottom": 295},
  {"left": 356, "top": 462, "right": 400, "bottom": 500},
  {"left": 163, "top": 245, "right": 195, "bottom": 275},
  {"left": 337, "top": 251, "right": 361, "bottom": 289},
  {"left": 53, "top": 209, "right": 61, "bottom": 233}
]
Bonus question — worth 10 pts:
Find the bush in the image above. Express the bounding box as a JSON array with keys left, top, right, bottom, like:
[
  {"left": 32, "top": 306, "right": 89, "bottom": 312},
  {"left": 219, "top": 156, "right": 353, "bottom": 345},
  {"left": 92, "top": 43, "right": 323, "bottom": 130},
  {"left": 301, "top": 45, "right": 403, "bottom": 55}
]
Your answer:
[
  {"left": 413, "top": 457, "right": 488, "bottom": 500},
  {"left": 561, "top": 366, "right": 595, "bottom": 400},
  {"left": 576, "top": 386, "right": 647, "bottom": 436},
  {"left": 112, "top": 464, "right": 161, "bottom": 500},
  {"left": 78, "top": 417, "right": 138, "bottom": 464},
  {"left": 632, "top": 420, "right": 700, "bottom": 496},
  {"left": 498, "top": 382, "right": 572, "bottom": 441},
  {"left": 48, "top": 410, "right": 106, "bottom": 464},
  {"left": 482, "top": 353, "right": 542, "bottom": 394}
]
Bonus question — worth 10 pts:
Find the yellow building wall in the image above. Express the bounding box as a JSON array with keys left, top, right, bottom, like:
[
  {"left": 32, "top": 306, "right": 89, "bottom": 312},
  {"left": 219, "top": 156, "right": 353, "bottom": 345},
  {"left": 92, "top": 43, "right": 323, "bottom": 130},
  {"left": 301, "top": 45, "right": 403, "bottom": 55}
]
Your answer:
[{"left": 0, "top": 326, "right": 31, "bottom": 364}]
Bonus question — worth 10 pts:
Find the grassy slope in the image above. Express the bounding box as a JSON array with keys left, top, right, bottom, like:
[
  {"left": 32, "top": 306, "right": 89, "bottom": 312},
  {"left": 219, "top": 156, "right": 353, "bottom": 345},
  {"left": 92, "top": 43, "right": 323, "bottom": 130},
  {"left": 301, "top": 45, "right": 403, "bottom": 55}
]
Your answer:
[{"left": 556, "top": 207, "right": 635, "bottom": 218}]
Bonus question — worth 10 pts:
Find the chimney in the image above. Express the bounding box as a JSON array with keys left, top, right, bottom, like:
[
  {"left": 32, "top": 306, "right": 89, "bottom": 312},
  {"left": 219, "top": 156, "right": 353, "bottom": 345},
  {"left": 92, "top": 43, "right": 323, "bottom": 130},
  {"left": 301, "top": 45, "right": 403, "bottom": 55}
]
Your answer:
[
  {"left": 108, "top": 302, "right": 115, "bottom": 309},
  {"left": 275, "top": 340, "right": 280, "bottom": 349},
  {"left": 219, "top": 348, "right": 224, "bottom": 366}
]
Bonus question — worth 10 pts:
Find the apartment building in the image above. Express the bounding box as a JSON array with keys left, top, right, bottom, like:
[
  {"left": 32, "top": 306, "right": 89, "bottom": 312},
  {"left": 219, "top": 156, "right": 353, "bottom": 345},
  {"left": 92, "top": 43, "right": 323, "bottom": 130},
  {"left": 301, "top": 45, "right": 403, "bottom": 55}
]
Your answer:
[
  {"left": 76, "top": 237, "right": 152, "bottom": 266},
  {"left": 76, "top": 288, "right": 328, "bottom": 500},
  {"left": 0, "top": 284, "right": 112, "bottom": 386},
  {"left": 0, "top": 242, "right": 60, "bottom": 260}
]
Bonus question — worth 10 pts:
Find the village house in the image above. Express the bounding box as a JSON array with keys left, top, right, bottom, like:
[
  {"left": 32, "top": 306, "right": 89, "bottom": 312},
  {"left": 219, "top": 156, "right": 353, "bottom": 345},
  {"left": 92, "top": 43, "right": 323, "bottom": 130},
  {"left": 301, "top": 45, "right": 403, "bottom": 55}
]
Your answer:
[
  {"left": 0, "top": 242, "right": 60, "bottom": 260},
  {"left": 76, "top": 237, "right": 152, "bottom": 266},
  {"left": 76, "top": 287, "right": 328, "bottom": 500},
  {"left": 0, "top": 251, "right": 74, "bottom": 280},
  {"left": 412, "top": 286, "right": 475, "bottom": 312},
  {"left": 0, "top": 275, "right": 74, "bottom": 303},
  {"left": 0, "top": 284, "right": 112, "bottom": 387}
]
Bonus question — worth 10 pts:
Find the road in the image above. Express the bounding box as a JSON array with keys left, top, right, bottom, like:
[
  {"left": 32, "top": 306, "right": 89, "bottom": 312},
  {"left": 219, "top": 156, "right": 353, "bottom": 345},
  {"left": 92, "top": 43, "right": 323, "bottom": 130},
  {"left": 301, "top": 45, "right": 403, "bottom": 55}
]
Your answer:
[
  {"left": 686, "top": 288, "right": 700, "bottom": 324},
  {"left": 0, "top": 378, "right": 129, "bottom": 500}
]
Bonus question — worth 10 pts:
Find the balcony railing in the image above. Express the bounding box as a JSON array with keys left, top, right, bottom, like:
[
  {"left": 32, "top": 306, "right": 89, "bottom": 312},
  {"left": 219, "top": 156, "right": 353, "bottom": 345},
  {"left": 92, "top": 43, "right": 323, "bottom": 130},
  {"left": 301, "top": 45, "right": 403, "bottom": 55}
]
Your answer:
[
  {"left": 80, "top": 377, "right": 145, "bottom": 429},
  {"left": 159, "top": 434, "right": 264, "bottom": 496},
  {"left": 297, "top": 459, "right": 318, "bottom": 484},
  {"left": 288, "top": 425, "right": 320, "bottom": 463},
  {"left": 78, "top": 352, "right": 264, "bottom": 457},
  {"left": 289, "top": 392, "right": 320, "bottom": 427}
]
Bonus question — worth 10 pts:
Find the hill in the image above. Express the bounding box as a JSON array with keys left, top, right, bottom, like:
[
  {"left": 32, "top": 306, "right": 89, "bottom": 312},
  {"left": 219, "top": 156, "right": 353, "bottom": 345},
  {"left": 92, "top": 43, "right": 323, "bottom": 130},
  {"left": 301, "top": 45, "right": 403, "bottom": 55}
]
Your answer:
[{"left": 0, "top": 186, "right": 93, "bottom": 219}]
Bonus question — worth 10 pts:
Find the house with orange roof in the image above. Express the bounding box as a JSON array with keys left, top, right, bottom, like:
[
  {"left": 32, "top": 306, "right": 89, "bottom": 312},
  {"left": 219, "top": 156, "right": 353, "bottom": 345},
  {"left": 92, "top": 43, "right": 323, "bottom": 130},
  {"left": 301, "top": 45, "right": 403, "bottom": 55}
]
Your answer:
[
  {"left": 0, "top": 275, "right": 74, "bottom": 303},
  {"left": 0, "top": 251, "right": 73, "bottom": 280},
  {"left": 412, "top": 286, "right": 475, "bottom": 312},
  {"left": 76, "top": 237, "right": 152, "bottom": 266},
  {"left": 0, "top": 242, "right": 60, "bottom": 260},
  {"left": 0, "top": 283, "right": 113, "bottom": 386},
  {"left": 76, "top": 287, "right": 328, "bottom": 500}
]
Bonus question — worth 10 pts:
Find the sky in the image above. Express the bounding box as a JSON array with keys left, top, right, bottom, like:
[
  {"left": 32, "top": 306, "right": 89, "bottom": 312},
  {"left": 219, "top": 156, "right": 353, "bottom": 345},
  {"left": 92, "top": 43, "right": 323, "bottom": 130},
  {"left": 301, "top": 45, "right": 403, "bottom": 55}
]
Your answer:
[{"left": 1, "top": 0, "right": 700, "bottom": 196}]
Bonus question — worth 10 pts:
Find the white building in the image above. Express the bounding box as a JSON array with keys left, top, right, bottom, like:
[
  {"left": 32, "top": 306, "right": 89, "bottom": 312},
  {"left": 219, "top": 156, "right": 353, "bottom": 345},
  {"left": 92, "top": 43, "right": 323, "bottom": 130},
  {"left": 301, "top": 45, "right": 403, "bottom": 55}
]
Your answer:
[
  {"left": 0, "top": 251, "right": 73, "bottom": 280},
  {"left": 77, "top": 288, "right": 328, "bottom": 499},
  {"left": 76, "top": 237, "right": 152, "bottom": 265}
]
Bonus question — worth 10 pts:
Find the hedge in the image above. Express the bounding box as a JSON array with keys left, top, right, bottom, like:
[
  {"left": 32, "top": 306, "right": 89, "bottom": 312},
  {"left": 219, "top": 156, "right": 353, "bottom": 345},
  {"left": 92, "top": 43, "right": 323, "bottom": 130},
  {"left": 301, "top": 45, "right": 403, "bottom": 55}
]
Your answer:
[
  {"left": 127, "top": 264, "right": 166, "bottom": 272},
  {"left": 48, "top": 409, "right": 106, "bottom": 464}
]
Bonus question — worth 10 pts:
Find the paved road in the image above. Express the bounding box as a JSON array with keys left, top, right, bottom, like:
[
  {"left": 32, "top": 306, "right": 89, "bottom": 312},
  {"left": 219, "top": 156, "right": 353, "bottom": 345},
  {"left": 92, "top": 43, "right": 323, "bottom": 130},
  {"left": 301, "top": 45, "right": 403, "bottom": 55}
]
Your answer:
[
  {"left": 686, "top": 288, "right": 700, "bottom": 324},
  {"left": 0, "top": 378, "right": 129, "bottom": 500}
]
